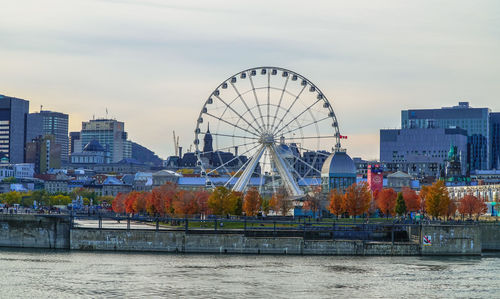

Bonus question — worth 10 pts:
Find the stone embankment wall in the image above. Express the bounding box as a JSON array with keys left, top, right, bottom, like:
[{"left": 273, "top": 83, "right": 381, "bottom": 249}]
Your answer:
[
  {"left": 70, "top": 229, "right": 420, "bottom": 255},
  {"left": 480, "top": 223, "right": 500, "bottom": 251},
  {"left": 420, "top": 225, "right": 481, "bottom": 255},
  {"left": 0, "top": 214, "right": 70, "bottom": 249}
]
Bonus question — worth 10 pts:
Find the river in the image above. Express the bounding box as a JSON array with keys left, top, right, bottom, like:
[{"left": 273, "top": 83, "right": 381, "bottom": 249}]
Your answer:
[{"left": 0, "top": 249, "right": 499, "bottom": 298}]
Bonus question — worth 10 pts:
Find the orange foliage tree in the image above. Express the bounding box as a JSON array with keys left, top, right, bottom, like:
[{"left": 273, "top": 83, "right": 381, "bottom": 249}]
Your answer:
[
  {"left": 447, "top": 200, "right": 457, "bottom": 219},
  {"left": 419, "top": 185, "right": 430, "bottom": 214},
  {"left": 146, "top": 188, "right": 166, "bottom": 216},
  {"left": 270, "top": 187, "right": 292, "bottom": 216},
  {"left": 112, "top": 192, "right": 126, "bottom": 214},
  {"left": 402, "top": 187, "right": 420, "bottom": 213},
  {"left": 173, "top": 190, "right": 199, "bottom": 216},
  {"left": 376, "top": 188, "right": 397, "bottom": 218},
  {"left": 343, "top": 182, "right": 371, "bottom": 219},
  {"left": 425, "top": 180, "right": 450, "bottom": 218},
  {"left": 328, "top": 189, "right": 344, "bottom": 218},
  {"left": 243, "top": 187, "right": 262, "bottom": 216},
  {"left": 195, "top": 189, "right": 211, "bottom": 217},
  {"left": 458, "top": 194, "right": 487, "bottom": 219}
]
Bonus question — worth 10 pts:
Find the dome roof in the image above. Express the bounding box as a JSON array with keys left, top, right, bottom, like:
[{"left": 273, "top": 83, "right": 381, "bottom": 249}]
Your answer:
[
  {"left": 83, "top": 140, "right": 105, "bottom": 152},
  {"left": 321, "top": 150, "right": 356, "bottom": 176}
]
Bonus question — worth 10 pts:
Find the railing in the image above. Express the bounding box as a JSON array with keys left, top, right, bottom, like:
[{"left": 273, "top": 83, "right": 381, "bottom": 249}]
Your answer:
[{"left": 70, "top": 213, "right": 422, "bottom": 243}]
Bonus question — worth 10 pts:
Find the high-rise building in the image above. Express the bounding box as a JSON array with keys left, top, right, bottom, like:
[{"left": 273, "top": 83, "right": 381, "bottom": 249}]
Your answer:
[
  {"left": 78, "top": 119, "right": 131, "bottom": 163},
  {"left": 491, "top": 113, "right": 500, "bottom": 169},
  {"left": 29, "top": 110, "right": 69, "bottom": 163},
  {"left": 0, "top": 94, "right": 29, "bottom": 164},
  {"left": 380, "top": 128, "right": 468, "bottom": 177},
  {"left": 25, "top": 134, "right": 61, "bottom": 174},
  {"left": 401, "top": 102, "right": 491, "bottom": 171},
  {"left": 69, "top": 131, "right": 81, "bottom": 154}
]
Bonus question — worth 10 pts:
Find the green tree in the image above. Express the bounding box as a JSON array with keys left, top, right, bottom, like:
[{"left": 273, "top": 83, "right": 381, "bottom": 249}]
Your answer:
[
  {"left": 395, "top": 192, "right": 407, "bottom": 216},
  {"left": 0, "top": 191, "right": 22, "bottom": 205},
  {"left": 49, "top": 194, "right": 72, "bottom": 206},
  {"left": 2, "top": 177, "right": 17, "bottom": 183}
]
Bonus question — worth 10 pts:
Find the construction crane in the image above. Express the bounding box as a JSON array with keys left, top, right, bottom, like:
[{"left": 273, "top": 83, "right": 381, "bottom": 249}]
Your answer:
[{"left": 172, "top": 131, "right": 180, "bottom": 156}]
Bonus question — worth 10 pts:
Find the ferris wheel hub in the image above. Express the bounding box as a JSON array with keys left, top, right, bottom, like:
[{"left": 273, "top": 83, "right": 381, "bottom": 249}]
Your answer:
[{"left": 259, "top": 133, "right": 275, "bottom": 145}]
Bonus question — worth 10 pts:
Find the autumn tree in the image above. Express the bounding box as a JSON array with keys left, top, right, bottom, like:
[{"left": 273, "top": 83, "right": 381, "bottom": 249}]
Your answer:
[
  {"left": 419, "top": 185, "right": 430, "bottom": 214},
  {"left": 195, "top": 189, "right": 211, "bottom": 217},
  {"left": 328, "top": 189, "right": 344, "bottom": 218},
  {"left": 132, "top": 192, "right": 147, "bottom": 214},
  {"left": 303, "top": 186, "right": 323, "bottom": 218},
  {"left": 208, "top": 186, "right": 238, "bottom": 215},
  {"left": 402, "top": 187, "right": 420, "bottom": 213},
  {"left": 458, "top": 194, "right": 487, "bottom": 219},
  {"left": 376, "top": 188, "right": 397, "bottom": 218},
  {"left": 233, "top": 191, "right": 243, "bottom": 216},
  {"left": 270, "top": 187, "right": 292, "bottom": 216},
  {"left": 395, "top": 192, "right": 407, "bottom": 216},
  {"left": 112, "top": 192, "right": 126, "bottom": 214},
  {"left": 146, "top": 188, "right": 166, "bottom": 216},
  {"left": 159, "top": 182, "right": 179, "bottom": 215},
  {"left": 173, "top": 190, "right": 199, "bottom": 216},
  {"left": 343, "top": 182, "right": 371, "bottom": 219},
  {"left": 447, "top": 200, "right": 457, "bottom": 219},
  {"left": 243, "top": 187, "right": 262, "bottom": 217},
  {"left": 425, "top": 180, "right": 450, "bottom": 219}
]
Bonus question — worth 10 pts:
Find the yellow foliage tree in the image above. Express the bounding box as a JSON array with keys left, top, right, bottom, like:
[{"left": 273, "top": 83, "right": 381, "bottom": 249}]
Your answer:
[
  {"left": 425, "top": 180, "right": 450, "bottom": 219},
  {"left": 207, "top": 186, "right": 238, "bottom": 215}
]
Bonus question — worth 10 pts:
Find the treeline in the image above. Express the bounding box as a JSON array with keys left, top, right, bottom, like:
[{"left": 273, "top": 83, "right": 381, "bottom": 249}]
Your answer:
[
  {"left": 0, "top": 189, "right": 115, "bottom": 208},
  {"left": 329, "top": 180, "right": 488, "bottom": 220}
]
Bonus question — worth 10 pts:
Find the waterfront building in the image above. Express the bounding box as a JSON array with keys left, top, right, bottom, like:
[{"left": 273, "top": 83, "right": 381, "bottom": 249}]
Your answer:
[
  {"left": 401, "top": 102, "right": 492, "bottom": 171},
  {"left": 25, "top": 134, "right": 62, "bottom": 174},
  {"left": 321, "top": 149, "right": 357, "bottom": 193},
  {"left": 29, "top": 110, "right": 69, "bottom": 163},
  {"left": 78, "top": 118, "right": 131, "bottom": 163},
  {"left": 386, "top": 171, "right": 413, "bottom": 191},
  {"left": 0, "top": 95, "right": 29, "bottom": 163},
  {"left": 380, "top": 127, "right": 468, "bottom": 178}
]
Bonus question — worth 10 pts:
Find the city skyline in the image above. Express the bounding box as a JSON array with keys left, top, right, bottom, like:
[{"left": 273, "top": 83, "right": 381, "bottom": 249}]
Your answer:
[{"left": 1, "top": 0, "right": 499, "bottom": 160}]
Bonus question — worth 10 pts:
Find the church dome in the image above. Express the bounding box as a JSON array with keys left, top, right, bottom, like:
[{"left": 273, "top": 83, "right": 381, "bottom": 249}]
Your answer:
[
  {"left": 321, "top": 150, "right": 356, "bottom": 177},
  {"left": 83, "top": 140, "right": 105, "bottom": 152}
]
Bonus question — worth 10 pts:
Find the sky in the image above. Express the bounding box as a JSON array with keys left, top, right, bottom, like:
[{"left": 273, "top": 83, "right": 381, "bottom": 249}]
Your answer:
[{"left": 1, "top": 0, "right": 499, "bottom": 160}]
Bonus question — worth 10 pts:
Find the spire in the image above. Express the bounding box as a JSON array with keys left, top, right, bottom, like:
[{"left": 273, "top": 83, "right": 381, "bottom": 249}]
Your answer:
[{"left": 207, "top": 123, "right": 210, "bottom": 133}]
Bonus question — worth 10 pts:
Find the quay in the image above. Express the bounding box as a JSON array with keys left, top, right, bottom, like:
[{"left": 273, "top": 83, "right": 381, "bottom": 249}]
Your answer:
[{"left": 1, "top": 214, "right": 498, "bottom": 256}]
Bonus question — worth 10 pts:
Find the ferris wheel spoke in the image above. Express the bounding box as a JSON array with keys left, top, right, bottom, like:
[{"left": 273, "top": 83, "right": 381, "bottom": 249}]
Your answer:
[
  {"left": 266, "top": 71, "right": 271, "bottom": 131},
  {"left": 204, "top": 111, "right": 260, "bottom": 137},
  {"left": 230, "top": 82, "right": 265, "bottom": 132},
  {"left": 279, "top": 135, "right": 338, "bottom": 141},
  {"left": 204, "top": 132, "right": 259, "bottom": 141},
  {"left": 291, "top": 144, "right": 331, "bottom": 157},
  {"left": 293, "top": 156, "right": 322, "bottom": 175},
  {"left": 274, "top": 98, "right": 323, "bottom": 137},
  {"left": 198, "top": 140, "right": 258, "bottom": 155},
  {"left": 207, "top": 142, "right": 262, "bottom": 175},
  {"left": 214, "top": 95, "right": 261, "bottom": 135},
  {"left": 277, "top": 115, "right": 331, "bottom": 137},
  {"left": 270, "top": 75, "right": 289, "bottom": 132},
  {"left": 272, "top": 84, "right": 307, "bottom": 135},
  {"left": 248, "top": 75, "right": 267, "bottom": 130}
]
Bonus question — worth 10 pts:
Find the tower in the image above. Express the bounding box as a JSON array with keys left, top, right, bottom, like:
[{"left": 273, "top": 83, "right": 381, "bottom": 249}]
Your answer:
[{"left": 203, "top": 124, "right": 213, "bottom": 153}]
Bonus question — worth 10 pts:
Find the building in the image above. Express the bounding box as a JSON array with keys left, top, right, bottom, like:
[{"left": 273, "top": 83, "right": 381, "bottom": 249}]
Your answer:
[
  {"left": 321, "top": 150, "right": 357, "bottom": 193},
  {"left": 77, "top": 119, "right": 131, "bottom": 163},
  {"left": 367, "top": 164, "right": 383, "bottom": 193},
  {"left": 69, "top": 131, "right": 81, "bottom": 154},
  {"left": 401, "top": 102, "right": 492, "bottom": 171},
  {"left": 491, "top": 113, "right": 500, "bottom": 170},
  {"left": 25, "top": 135, "right": 61, "bottom": 174},
  {"left": 386, "top": 171, "right": 413, "bottom": 191},
  {"left": 70, "top": 140, "right": 107, "bottom": 165},
  {"left": 29, "top": 110, "right": 69, "bottom": 163},
  {"left": 0, "top": 95, "right": 29, "bottom": 163},
  {"left": 380, "top": 127, "right": 468, "bottom": 178}
]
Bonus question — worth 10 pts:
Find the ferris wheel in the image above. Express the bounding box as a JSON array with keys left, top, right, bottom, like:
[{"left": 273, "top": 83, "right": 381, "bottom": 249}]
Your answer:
[{"left": 194, "top": 66, "right": 342, "bottom": 197}]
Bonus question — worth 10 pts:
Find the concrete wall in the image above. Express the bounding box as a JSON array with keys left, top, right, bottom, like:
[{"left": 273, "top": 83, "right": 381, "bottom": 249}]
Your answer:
[
  {"left": 70, "top": 228, "right": 420, "bottom": 256},
  {"left": 0, "top": 214, "right": 70, "bottom": 249},
  {"left": 421, "top": 225, "right": 481, "bottom": 256},
  {"left": 480, "top": 224, "right": 500, "bottom": 251}
]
